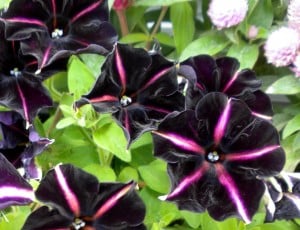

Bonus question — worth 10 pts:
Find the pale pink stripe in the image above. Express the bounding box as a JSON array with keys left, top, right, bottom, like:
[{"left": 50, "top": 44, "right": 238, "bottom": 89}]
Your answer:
[
  {"left": 138, "top": 67, "right": 172, "bottom": 93},
  {"left": 6, "top": 18, "right": 46, "bottom": 27},
  {"left": 144, "top": 105, "right": 170, "bottom": 114},
  {"left": 40, "top": 45, "right": 52, "bottom": 71},
  {"left": 55, "top": 165, "right": 80, "bottom": 216},
  {"left": 251, "top": 111, "right": 272, "bottom": 120},
  {"left": 115, "top": 46, "right": 127, "bottom": 92},
  {"left": 226, "top": 145, "right": 280, "bottom": 161},
  {"left": 222, "top": 71, "right": 239, "bottom": 93},
  {"left": 93, "top": 182, "right": 134, "bottom": 219},
  {"left": 215, "top": 164, "right": 251, "bottom": 224},
  {"left": 161, "top": 162, "right": 209, "bottom": 200},
  {"left": 16, "top": 80, "right": 29, "bottom": 123},
  {"left": 214, "top": 99, "right": 231, "bottom": 145},
  {"left": 89, "top": 95, "right": 118, "bottom": 103},
  {"left": 71, "top": 1, "right": 103, "bottom": 23},
  {"left": 0, "top": 187, "right": 34, "bottom": 200},
  {"left": 152, "top": 131, "right": 204, "bottom": 154}
]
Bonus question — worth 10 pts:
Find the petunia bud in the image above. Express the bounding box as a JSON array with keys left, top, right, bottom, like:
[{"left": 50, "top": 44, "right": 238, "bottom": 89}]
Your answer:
[
  {"left": 264, "top": 27, "right": 300, "bottom": 67},
  {"left": 113, "top": 0, "right": 133, "bottom": 10},
  {"left": 207, "top": 0, "right": 248, "bottom": 29}
]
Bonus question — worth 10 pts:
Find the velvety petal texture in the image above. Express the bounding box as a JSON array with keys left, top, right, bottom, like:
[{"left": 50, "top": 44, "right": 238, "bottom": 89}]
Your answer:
[
  {"left": 152, "top": 92, "right": 285, "bottom": 223},
  {"left": 22, "top": 164, "right": 146, "bottom": 230},
  {"left": 179, "top": 55, "right": 273, "bottom": 119},
  {"left": 76, "top": 43, "right": 184, "bottom": 145},
  {"left": 0, "top": 153, "right": 34, "bottom": 209},
  {"left": 2, "top": 0, "right": 118, "bottom": 71},
  {"left": 0, "top": 111, "right": 53, "bottom": 179}
]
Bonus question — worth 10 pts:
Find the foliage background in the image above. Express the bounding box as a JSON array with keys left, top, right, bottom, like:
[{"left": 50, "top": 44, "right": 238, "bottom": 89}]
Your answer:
[{"left": 1, "top": 0, "right": 300, "bottom": 229}]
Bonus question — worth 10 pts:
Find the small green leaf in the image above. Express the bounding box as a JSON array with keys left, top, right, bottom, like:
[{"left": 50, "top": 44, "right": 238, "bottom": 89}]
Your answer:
[
  {"left": 120, "top": 33, "right": 148, "bottom": 44},
  {"left": 155, "top": 32, "right": 174, "bottom": 47},
  {"left": 266, "top": 75, "right": 300, "bottom": 95},
  {"left": 282, "top": 114, "right": 300, "bottom": 139},
  {"left": 170, "top": 2, "right": 195, "bottom": 55},
  {"left": 293, "top": 132, "right": 300, "bottom": 152},
  {"left": 118, "top": 166, "right": 139, "bottom": 182},
  {"left": 93, "top": 121, "right": 131, "bottom": 162},
  {"left": 0, "top": 207, "right": 31, "bottom": 230},
  {"left": 56, "top": 117, "right": 76, "bottom": 129},
  {"left": 135, "top": 0, "right": 191, "bottom": 6},
  {"left": 180, "top": 32, "right": 230, "bottom": 61},
  {"left": 83, "top": 164, "right": 116, "bottom": 182},
  {"left": 180, "top": 210, "right": 202, "bottom": 229},
  {"left": 138, "top": 159, "right": 170, "bottom": 194},
  {"left": 67, "top": 55, "right": 95, "bottom": 100},
  {"left": 227, "top": 43, "right": 259, "bottom": 69}
]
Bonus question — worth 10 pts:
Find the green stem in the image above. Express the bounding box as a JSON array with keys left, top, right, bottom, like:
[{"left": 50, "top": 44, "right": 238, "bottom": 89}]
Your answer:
[
  {"left": 97, "top": 148, "right": 114, "bottom": 166},
  {"left": 79, "top": 127, "right": 95, "bottom": 146},
  {"left": 46, "top": 107, "right": 62, "bottom": 137},
  {"left": 145, "top": 6, "right": 168, "bottom": 50},
  {"left": 116, "top": 9, "right": 129, "bottom": 37}
]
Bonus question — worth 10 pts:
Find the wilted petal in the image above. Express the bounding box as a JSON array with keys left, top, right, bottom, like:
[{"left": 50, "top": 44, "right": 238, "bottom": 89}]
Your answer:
[
  {"left": 0, "top": 153, "right": 34, "bottom": 209},
  {"left": 0, "top": 73, "right": 52, "bottom": 123}
]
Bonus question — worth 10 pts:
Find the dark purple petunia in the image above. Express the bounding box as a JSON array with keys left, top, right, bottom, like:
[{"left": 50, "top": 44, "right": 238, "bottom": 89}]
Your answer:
[
  {"left": 1, "top": 0, "right": 118, "bottom": 72},
  {"left": 22, "top": 164, "right": 146, "bottom": 230},
  {"left": 179, "top": 55, "right": 273, "bottom": 119},
  {"left": 0, "top": 111, "right": 53, "bottom": 179},
  {"left": 0, "top": 153, "right": 34, "bottom": 209},
  {"left": 152, "top": 92, "right": 285, "bottom": 223},
  {"left": 75, "top": 43, "right": 185, "bottom": 145},
  {"left": 264, "top": 172, "right": 300, "bottom": 222},
  {"left": 0, "top": 22, "right": 53, "bottom": 123}
]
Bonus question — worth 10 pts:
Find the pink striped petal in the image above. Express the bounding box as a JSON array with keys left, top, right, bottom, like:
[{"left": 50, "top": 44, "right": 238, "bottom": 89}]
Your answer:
[
  {"left": 214, "top": 98, "right": 231, "bottom": 145},
  {"left": 71, "top": 1, "right": 103, "bottom": 23}
]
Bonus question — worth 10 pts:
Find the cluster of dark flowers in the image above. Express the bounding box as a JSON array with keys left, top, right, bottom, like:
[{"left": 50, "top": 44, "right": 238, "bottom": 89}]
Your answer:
[{"left": 0, "top": 0, "right": 298, "bottom": 229}]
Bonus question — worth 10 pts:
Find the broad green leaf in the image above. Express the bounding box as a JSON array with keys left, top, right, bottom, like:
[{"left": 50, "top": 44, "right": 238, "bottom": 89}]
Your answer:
[
  {"left": 281, "top": 134, "right": 300, "bottom": 171},
  {"left": 0, "top": 0, "right": 11, "bottom": 8},
  {"left": 282, "top": 114, "right": 300, "bottom": 139},
  {"left": 293, "top": 132, "right": 300, "bottom": 152},
  {"left": 120, "top": 33, "right": 148, "bottom": 44},
  {"left": 83, "top": 164, "right": 116, "bottom": 182},
  {"left": 227, "top": 43, "right": 259, "bottom": 69},
  {"left": 118, "top": 166, "right": 139, "bottom": 182},
  {"left": 180, "top": 210, "right": 202, "bottom": 229},
  {"left": 138, "top": 159, "right": 170, "bottom": 194},
  {"left": 255, "top": 220, "right": 300, "bottom": 230},
  {"left": 93, "top": 121, "right": 131, "bottom": 162},
  {"left": 56, "top": 117, "right": 76, "bottom": 129},
  {"left": 180, "top": 32, "right": 230, "bottom": 61},
  {"left": 155, "top": 32, "right": 175, "bottom": 47},
  {"left": 170, "top": 2, "right": 194, "bottom": 55},
  {"left": 266, "top": 75, "right": 300, "bottom": 95},
  {"left": 247, "top": 0, "right": 273, "bottom": 29},
  {"left": 135, "top": 0, "right": 191, "bottom": 6},
  {"left": 79, "top": 53, "right": 105, "bottom": 77},
  {"left": 0, "top": 207, "right": 31, "bottom": 230},
  {"left": 67, "top": 55, "right": 95, "bottom": 100}
]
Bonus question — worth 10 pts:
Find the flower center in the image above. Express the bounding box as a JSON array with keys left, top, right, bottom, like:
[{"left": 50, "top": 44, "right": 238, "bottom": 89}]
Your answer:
[
  {"left": 71, "top": 218, "right": 85, "bottom": 230},
  {"left": 51, "top": 28, "right": 64, "bottom": 39},
  {"left": 120, "top": 95, "right": 132, "bottom": 107},
  {"left": 207, "top": 151, "right": 220, "bottom": 163},
  {"left": 10, "top": 68, "right": 22, "bottom": 77}
]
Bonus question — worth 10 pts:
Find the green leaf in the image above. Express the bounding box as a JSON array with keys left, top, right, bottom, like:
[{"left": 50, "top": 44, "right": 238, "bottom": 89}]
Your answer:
[
  {"left": 281, "top": 134, "right": 300, "bottom": 171},
  {"left": 266, "top": 75, "right": 300, "bottom": 95},
  {"left": 56, "top": 117, "right": 76, "bottom": 129},
  {"left": 282, "top": 114, "right": 300, "bottom": 139},
  {"left": 0, "top": 207, "right": 31, "bottom": 230},
  {"left": 247, "top": 0, "right": 273, "bottom": 29},
  {"left": 170, "top": 2, "right": 194, "bottom": 55},
  {"left": 83, "top": 164, "right": 116, "bottom": 182},
  {"left": 0, "top": 0, "right": 11, "bottom": 8},
  {"left": 155, "top": 32, "right": 175, "bottom": 47},
  {"left": 118, "top": 166, "right": 139, "bottom": 182},
  {"left": 227, "top": 43, "right": 259, "bottom": 69},
  {"left": 254, "top": 220, "right": 300, "bottom": 230},
  {"left": 180, "top": 210, "right": 202, "bottom": 229},
  {"left": 79, "top": 53, "right": 105, "bottom": 77},
  {"left": 138, "top": 159, "right": 170, "bottom": 194},
  {"left": 93, "top": 121, "right": 131, "bottom": 162},
  {"left": 135, "top": 0, "right": 191, "bottom": 6},
  {"left": 180, "top": 32, "right": 230, "bottom": 61},
  {"left": 67, "top": 55, "right": 95, "bottom": 100},
  {"left": 119, "top": 33, "right": 148, "bottom": 44},
  {"left": 293, "top": 132, "right": 300, "bottom": 152}
]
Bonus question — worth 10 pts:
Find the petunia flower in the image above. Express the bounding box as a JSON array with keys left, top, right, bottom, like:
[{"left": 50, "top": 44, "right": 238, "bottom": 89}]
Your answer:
[
  {"left": 152, "top": 92, "right": 285, "bottom": 223},
  {"left": 0, "top": 22, "right": 53, "bottom": 124},
  {"left": 0, "top": 153, "right": 34, "bottom": 210},
  {"left": 264, "top": 27, "right": 300, "bottom": 67},
  {"left": 207, "top": 0, "right": 248, "bottom": 29},
  {"left": 288, "top": 0, "right": 300, "bottom": 33},
  {"left": 264, "top": 172, "right": 300, "bottom": 222},
  {"left": 0, "top": 111, "right": 54, "bottom": 179},
  {"left": 1, "top": 0, "right": 118, "bottom": 72},
  {"left": 75, "top": 43, "right": 185, "bottom": 145},
  {"left": 179, "top": 55, "right": 273, "bottom": 119},
  {"left": 22, "top": 164, "right": 146, "bottom": 229}
]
